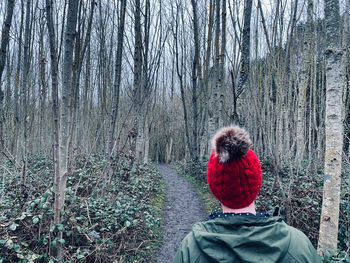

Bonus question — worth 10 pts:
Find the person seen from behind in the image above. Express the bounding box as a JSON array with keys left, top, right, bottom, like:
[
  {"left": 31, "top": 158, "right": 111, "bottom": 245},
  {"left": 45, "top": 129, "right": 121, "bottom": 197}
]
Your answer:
[{"left": 173, "top": 126, "right": 322, "bottom": 263}]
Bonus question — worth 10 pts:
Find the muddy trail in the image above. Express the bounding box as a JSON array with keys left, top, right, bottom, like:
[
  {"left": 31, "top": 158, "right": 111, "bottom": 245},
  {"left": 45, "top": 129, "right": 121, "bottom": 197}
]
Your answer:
[{"left": 155, "top": 164, "right": 207, "bottom": 263}]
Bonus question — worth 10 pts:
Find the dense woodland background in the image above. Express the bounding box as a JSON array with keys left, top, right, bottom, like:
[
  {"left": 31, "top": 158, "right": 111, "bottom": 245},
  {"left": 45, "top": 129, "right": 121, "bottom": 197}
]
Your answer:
[
  {"left": 0, "top": 0, "right": 349, "bottom": 261},
  {"left": 0, "top": 0, "right": 348, "bottom": 164}
]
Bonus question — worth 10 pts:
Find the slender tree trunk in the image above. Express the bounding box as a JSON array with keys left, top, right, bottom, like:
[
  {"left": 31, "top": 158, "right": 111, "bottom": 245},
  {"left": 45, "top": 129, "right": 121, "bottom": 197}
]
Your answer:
[
  {"left": 213, "top": 0, "right": 220, "bottom": 132},
  {"left": 143, "top": 116, "right": 150, "bottom": 163},
  {"left": 200, "top": 0, "right": 214, "bottom": 159},
  {"left": 343, "top": 0, "right": 350, "bottom": 250},
  {"left": 70, "top": 0, "right": 95, "bottom": 150},
  {"left": 12, "top": 1, "right": 24, "bottom": 156},
  {"left": 219, "top": 0, "right": 226, "bottom": 127},
  {"left": 60, "top": 0, "right": 79, "bottom": 216},
  {"left": 45, "top": 0, "right": 61, "bottom": 258},
  {"left": 236, "top": 0, "right": 252, "bottom": 96},
  {"left": 38, "top": 12, "right": 47, "bottom": 150},
  {"left": 82, "top": 41, "right": 91, "bottom": 151},
  {"left": 134, "top": 0, "right": 144, "bottom": 163},
  {"left": 174, "top": 5, "right": 193, "bottom": 160},
  {"left": 103, "top": 0, "right": 127, "bottom": 192},
  {"left": 190, "top": 0, "right": 199, "bottom": 162},
  {"left": 108, "top": 0, "right": 126, "bottom": 157},
  {"left": 20, "top": 0, "right": 32, "bottom": 185},
  {"left": 0, "top": 0, "right": 15, "bottom": 150},
  {"left": 296, "top": 0, "right": 313, "bottom": 165},
  {"left": 257, "top": 0, "right": 271, "bottom": 52},
  {"left": 317, "top": 0, "right": 343, "bottom": 255}
]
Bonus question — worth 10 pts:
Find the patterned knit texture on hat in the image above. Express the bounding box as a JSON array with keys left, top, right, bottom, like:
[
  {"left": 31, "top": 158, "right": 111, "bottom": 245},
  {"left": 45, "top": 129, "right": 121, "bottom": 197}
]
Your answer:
[{"left": 207, "top": 126, "right": 262, "bottom": 209}]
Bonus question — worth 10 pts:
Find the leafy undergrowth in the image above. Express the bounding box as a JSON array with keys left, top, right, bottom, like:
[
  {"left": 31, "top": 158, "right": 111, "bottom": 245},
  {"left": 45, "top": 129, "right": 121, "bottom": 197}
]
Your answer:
[
  {"left": 177, "top": 158, "right": 349, "bottom": 262},
  {"left": 0, "top": 153, "right": 165, "bottom": 263}
]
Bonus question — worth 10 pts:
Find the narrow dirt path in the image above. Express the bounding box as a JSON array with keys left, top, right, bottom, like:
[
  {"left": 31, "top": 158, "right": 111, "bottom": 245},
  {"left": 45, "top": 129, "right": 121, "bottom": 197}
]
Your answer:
[{"left": 156, "top": 164, "right": 207, "bottom": 263}]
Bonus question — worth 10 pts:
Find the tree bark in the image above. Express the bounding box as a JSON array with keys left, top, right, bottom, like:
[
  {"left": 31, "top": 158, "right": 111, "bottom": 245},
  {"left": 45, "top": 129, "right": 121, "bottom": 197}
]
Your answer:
[
  {"left": 190, "top": 0, "right": 199, "bottom": 162},
  {"left": 236, "top": 0, "right": 252, "bottom": 97},
  {"left": 45, "top": 0, "right": 62, "bottom": 258},
  {"left": 108, "top": 0, "right": 126, "bottom": 157},
  {"left": 20, "top": 0, "right": 32, "bottom": 185},
  {"left": 45, "top": 0, "right": 59, "bottom": 214},
  {"left": 296, "top": 0, "right": 313, "bottom": 165},
  {"left": 134, "top": 0, "right": 144, "bottom": 163},
  {"left": 219, "top": 0, "right": 226, "bottom": 127},
  {"left": 317, "top": 0, "right": 343, "bottom": 255},
  {"left": 174, "top": 4, "right": 193, "bottom": 161},
  {"left": 343, "top": 0, "right": 350, "bottom": 249},
  {"left": 0, "top": 0, "right": 15, "bottom": 150},
  {"left": 60, "top": 0, "right": 79, "bottom": 212},
  {"left": 205, "top": 0, "right": 215, "bottom": 148}
]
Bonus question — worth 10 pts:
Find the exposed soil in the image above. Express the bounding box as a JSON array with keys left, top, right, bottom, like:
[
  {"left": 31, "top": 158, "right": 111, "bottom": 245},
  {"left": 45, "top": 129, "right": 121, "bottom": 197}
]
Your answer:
[{"left": 155, "top": 164, "right": 207, "bottom": 263}]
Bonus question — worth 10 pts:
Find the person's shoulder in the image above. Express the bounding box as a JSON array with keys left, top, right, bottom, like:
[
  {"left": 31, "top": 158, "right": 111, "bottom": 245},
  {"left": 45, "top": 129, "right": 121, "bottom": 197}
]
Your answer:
[
  {"left": 285, "top": 225, "right": 322, "bottom": 263},
  {"left": 173, "top": 229, "right": 201, "bottom": 263},
  {"left": 173, "top": 220, "right": 215, "bottom": 263}
]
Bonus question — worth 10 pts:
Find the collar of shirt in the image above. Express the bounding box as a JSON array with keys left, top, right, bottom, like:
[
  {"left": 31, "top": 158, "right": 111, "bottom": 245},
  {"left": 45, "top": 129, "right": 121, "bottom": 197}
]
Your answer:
[{"left": 208, "top": 211, "right": 270, "bottom": 220}]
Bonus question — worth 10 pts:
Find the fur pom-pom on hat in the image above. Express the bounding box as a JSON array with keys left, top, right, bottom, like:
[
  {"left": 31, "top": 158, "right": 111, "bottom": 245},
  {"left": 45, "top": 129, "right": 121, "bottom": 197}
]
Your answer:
[
  {"left": 207, "top": 126, "right": 262, "bottom": 209},
  {"left": 212, "top": 126, "right": 252, "bottom": 163}
]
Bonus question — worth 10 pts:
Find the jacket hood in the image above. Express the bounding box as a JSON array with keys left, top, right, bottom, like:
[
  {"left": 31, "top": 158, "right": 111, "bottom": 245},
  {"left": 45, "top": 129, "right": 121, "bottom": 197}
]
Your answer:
[{"left": 191, "top": 216, "right": 291, "bottom": 262}]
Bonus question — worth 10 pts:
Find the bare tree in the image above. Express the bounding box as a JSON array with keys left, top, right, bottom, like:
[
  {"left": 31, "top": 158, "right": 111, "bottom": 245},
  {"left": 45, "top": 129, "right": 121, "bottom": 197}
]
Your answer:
[
  {"left": 219, "top": 0, "right": 226, "bottom": 126},
  {"left": 235, "top": 0, "right": 252, "bottom": 121},
  {"left": 208, "top": 0, "right": 221, "bottom": 139},
  {"left": 317, "top": 0, "right": 343, "bottom": 255},
  {"left": 70, "top": 0, "right": 95, "bottom": 150},
  {"left": 60, "top": 0, "right": 79, "bottom": 207},
  {"left": 0, "top": 0, "right": 15, "bottom": 150},
  {"left": 296, "top": 0, "right": 314, "bottom": 165},
  {"left": 190, "top": 0, "right": 199, "bottom": 161},
  {"left": 19, "top": 0, "right": 32, "bottom": 185},
  {"left": 45, "top": 0, "right": 59, "bottom": 224},
  {"left": 45, "top": 0, "right": 62, "bottom": 257},
  {"left": 134, "top": 0, "right": 144, "bottom": 163},
  {"left": 103, "top": 0, "right": 127, "bottom": 190},
  {"left": 46, "top": 0, "right": 79, "bottom": 258},
  {"left": 173, "top": 2, "right": 193, "bottom": 161}
]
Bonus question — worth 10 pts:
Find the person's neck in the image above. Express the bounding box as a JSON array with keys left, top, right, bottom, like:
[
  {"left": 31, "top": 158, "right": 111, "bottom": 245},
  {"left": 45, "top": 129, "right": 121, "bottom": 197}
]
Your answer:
[{"left": 221, "top": 202, "right": 256, "bottom": 215}]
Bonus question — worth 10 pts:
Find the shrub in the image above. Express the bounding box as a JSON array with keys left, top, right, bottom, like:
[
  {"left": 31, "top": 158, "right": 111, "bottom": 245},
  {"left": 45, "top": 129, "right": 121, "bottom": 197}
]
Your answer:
[{"left": 0, "top": 154, "right": 164, "bottom": 262}]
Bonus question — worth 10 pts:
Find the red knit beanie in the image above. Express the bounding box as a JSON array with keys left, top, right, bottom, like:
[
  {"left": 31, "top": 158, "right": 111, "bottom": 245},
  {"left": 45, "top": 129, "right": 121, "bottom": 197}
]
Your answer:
[{"left": 207, "top": 126, "right": 262, "bottom": 209}]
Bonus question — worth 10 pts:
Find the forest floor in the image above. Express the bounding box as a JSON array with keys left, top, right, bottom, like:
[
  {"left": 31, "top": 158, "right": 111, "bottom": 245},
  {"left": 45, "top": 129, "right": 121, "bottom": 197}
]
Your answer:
[{"left": 155, "top": 164, "right": 207, "bottom": 263}]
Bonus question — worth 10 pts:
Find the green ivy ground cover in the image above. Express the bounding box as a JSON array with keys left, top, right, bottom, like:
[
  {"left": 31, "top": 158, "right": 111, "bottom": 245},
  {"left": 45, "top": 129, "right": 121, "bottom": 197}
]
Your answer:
[{"left": 0, "top": 154, "right": 165, "bottom": 263}]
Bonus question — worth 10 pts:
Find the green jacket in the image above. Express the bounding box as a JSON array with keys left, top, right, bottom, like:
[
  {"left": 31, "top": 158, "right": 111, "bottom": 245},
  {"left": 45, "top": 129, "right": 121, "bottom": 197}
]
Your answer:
[{"left": 173, "top": 215, "right": 322, "bottom": 263}]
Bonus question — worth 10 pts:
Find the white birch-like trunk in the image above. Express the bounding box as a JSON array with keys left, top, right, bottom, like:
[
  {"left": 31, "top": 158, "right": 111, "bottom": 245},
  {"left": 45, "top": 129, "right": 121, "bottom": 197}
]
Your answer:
[
  {"left": 296, "top": 65, "right": 307, "bottom": 164},
  {"left": 318, "top": 48, "right": 343, "bottom": 254},
  {"left": 317, "top": 0, "right": 343, "bottom": 254}
]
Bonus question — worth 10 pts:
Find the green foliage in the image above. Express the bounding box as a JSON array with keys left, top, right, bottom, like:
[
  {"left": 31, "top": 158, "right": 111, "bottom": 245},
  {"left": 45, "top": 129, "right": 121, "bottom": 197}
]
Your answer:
[
  {"left": 322, "top": 250, "right": 350, "bottom": 262},
  {"left": 0, "top": 154, "right": 164, "bottom": 262}
]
